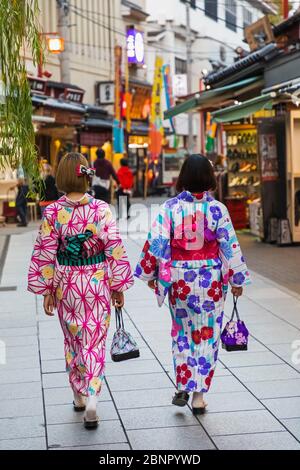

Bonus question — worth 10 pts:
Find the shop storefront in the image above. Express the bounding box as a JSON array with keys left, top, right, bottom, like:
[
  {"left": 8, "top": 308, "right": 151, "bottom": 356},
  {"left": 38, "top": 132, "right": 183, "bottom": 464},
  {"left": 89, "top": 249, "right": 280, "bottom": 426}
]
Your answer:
[{"left": 31, "top": 79, "right": 87, "bottom": 170}]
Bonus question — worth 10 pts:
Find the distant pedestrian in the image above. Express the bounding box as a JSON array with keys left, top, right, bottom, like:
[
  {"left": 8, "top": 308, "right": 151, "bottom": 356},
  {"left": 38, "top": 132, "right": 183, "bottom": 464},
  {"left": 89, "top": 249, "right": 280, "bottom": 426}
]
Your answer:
[
  {"left": 135, "top": 154, "right": 250, "bottom": 414},
  {"left": 92, "top": 148, "right": 119, "bottom": 203},
  {"left": 39, "top": 164, "right": 59, "bottom": 217},
  {"left": 28, "top": 152, "right": 133, "bottom": 429},
  {"left": 116, "top": 158, "right": 134, "bottom": 219},
  {"left": 16, "top": 178, "right": 29, "bottom": 227}
]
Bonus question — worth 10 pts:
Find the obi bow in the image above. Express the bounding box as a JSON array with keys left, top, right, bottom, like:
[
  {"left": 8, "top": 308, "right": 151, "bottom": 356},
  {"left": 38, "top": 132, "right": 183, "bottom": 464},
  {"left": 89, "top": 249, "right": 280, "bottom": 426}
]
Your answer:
[{"left": 64, "top": 230, "right": 93, "bottom": 261}]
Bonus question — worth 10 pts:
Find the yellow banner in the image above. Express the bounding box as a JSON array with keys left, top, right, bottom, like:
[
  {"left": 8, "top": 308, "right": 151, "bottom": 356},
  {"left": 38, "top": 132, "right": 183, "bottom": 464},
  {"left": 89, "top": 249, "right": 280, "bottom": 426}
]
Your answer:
[{"left": 150, "top": 56, "right": 164, "bottom": 132}]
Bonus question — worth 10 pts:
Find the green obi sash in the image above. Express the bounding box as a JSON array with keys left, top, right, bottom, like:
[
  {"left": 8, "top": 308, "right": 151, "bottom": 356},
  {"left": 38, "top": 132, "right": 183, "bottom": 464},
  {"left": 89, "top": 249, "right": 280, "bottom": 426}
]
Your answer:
[{"left": 57, "top": 230, "right": 106, "bottom": 266}]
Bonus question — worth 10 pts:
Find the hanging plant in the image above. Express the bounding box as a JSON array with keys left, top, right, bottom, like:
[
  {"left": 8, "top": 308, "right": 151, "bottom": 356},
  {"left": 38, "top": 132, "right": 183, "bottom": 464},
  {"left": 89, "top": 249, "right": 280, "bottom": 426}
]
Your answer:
[{"left": 0, "top": 0, "right": 43, "bottom": 194}]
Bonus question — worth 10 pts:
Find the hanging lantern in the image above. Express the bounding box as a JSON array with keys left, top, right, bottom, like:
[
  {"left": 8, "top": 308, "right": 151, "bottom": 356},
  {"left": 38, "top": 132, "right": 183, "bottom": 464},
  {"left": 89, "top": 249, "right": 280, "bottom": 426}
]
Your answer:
[{"left": 47, "top": 37, "right": 64, "bottom": 54}]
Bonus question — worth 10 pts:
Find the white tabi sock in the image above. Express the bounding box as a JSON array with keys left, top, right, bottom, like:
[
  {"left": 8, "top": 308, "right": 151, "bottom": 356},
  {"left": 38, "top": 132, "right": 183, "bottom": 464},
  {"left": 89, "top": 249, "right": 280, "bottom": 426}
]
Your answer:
[
  {"left": 85, "top": 395, "right": 98, "bottom": 421},
  {"left": 192, "top": 391, "right": 207, "bottom": 408}
]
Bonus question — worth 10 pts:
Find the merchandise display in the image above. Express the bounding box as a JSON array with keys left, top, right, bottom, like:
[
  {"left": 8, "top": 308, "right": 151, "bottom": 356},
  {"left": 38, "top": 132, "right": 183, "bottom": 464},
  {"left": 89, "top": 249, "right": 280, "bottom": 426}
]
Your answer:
[{"left": 225, "top": 125, "right": 261, "bottom": 230}]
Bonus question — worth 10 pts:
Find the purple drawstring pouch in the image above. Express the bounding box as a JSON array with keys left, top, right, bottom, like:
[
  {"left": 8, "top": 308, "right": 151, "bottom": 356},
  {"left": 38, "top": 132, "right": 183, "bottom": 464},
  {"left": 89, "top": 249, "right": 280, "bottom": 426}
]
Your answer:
[{"left": 221, "top": 296, "right": 249, "bottom": 351}]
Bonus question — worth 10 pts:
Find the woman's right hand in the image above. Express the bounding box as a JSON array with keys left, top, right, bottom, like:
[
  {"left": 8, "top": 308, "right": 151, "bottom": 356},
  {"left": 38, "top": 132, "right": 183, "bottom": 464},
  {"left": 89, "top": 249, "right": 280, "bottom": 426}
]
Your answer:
[
  {"left": 148, "top": 280, "right": 157, "bottom": 290},
  {"left": 231, "top": 286, "right": 243, "bottom": 297}
]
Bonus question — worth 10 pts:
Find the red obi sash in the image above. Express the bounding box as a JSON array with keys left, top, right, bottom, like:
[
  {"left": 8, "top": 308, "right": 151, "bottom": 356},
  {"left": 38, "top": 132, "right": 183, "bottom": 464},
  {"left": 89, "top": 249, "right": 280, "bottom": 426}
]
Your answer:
[{"left": 171, "top": 238, "right": 219, "bottom": 261}]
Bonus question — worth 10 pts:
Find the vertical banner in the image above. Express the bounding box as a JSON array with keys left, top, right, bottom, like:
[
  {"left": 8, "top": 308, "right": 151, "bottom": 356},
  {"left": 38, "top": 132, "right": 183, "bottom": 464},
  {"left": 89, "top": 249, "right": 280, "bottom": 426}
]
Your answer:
[
  {"left": 113, "top": 45, "right": 124, "bottom": 154},
  {"left": 205, "top": 112, "right": 217, "bottom": 153},
  {"left": 149, "top": 56, "right": 164, "bottom": 162},
  {"left": 124, "top": 49, "right": 132, "bottom": 134},
  {"left": 163, "top": 64, "right": 176, "bottom": 143}
]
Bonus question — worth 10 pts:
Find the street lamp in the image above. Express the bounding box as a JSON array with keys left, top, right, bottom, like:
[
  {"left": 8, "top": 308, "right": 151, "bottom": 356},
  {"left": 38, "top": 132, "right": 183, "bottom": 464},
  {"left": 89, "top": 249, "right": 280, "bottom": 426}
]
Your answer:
[
  {"left": 47, "top": 37, "right": 65, "bottom": 54},
  {"left": 37, "top": 32, "right": 64, "bottom": 78}
]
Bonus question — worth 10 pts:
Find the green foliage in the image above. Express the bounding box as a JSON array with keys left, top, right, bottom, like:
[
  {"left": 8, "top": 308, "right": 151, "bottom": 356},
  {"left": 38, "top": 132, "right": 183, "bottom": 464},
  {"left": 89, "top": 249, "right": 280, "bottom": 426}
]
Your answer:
[{"left": 0, "top": 0, "right": 43, "bottom": 194}]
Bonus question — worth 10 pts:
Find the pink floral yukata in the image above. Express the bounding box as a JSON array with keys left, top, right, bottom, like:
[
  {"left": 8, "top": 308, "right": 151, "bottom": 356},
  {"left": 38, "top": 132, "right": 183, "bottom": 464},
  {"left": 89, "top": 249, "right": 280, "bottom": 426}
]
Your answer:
[{"left": 28, "top": 193, "right": 133, "bottom": 397}]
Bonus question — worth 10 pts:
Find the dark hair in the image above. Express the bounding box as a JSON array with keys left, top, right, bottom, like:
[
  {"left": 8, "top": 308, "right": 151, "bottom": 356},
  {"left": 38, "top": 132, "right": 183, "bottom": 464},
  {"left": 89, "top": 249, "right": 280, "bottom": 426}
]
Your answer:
[
  {"left": 176, "top": 154, "right": 217, "bottom": 193},
  {"left": 120, "top": 158, "right": 129, "bottom": 167},
  {"left": 96, "top": 148, "right": 105, "bottom": 159}
]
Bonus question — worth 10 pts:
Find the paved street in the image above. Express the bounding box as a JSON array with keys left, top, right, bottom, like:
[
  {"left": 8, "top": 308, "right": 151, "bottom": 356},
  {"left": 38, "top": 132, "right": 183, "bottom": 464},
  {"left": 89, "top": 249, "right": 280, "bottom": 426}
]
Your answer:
[{"left": 0, "top": 207, "right": 300, "bottom": 450}]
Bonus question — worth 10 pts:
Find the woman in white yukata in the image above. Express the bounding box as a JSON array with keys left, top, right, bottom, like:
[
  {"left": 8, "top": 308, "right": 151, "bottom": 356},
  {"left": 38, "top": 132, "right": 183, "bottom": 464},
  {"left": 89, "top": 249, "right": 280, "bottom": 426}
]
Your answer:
[{"left": 135, "top": 155, "right": 250, "bottom": 414}]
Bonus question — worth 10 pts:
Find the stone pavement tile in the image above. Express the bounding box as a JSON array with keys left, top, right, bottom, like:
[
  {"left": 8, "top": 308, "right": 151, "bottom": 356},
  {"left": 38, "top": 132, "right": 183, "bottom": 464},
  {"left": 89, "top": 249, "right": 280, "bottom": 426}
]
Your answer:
[
  {"left": 0, "top": 367, "right": 41, "bottom": 385},
  {"left": 0, "top": 381, "right": 42, "bottom": 401},
  {"left": 46, "top": 401, "right": 118, "bottom": 425},
  {"left": 127, "top": 426, "right": 215, "bottom": 450},
  {"left": 107, "top": 372, "right": 173, "bottom": 392},
  {"left": 0, "top": 318, "right": 37, "bottom": 329},
  {"left": 268, "top": 343, "right": 296, "bottom": 358},
  {"left": 220, "top": 351, "right": 284, "bottom": 368},
  {"left": 0, "top": 437, "right": 46, "bottom": 450},
  {"left": 249, "top": 323, "right": 299, "bottom": 345},
  {"left": 39, "top": 338, "right": 64, "bottom": 350},
  {"left": 214, "top": 431, "right": 300, "bottom": 450},
  {"left": 106, "top": 359, "right": 163, "bottom": 376},
  {"left": 206, "top": 391, "right": 263, "bottom": 413},
  {"left": 0, "top": 327, "right": 37, "bottom": 337},
  {"left": 209, "top": 375, "right": 246, "bottom": 394},
  {"left": 112, "top": 387, "right": 174, "bottom": 410},
  {"left": 41, "top": 359, "right": 65, "bottom": 374},
  {"left": 0, "top": 416, "right": 45, "bottom": 440},
  {"left": 262, "top": 397, "right": 300, "bottom": 419},
  {"left": 47, "top": 421, "right": 126, "bottom": 448},
  {"left": 281, "top": 418, "right": 300, "bottom": 440},
  {"left": 119, "top": 405, "right": 199, "bottom": 430},
  {"left": 0, "top": 354, "right": 40, "bottom": 371},
  {"left": 44, "top": 385, "right": 111, "bottom": 406},
  {"left": 230, "top": 364, "right": 300, "bottom": 383},
  {"left": 154, "top": 351, "right": 173, "bottom": 366},
  {"left": 40, "top": 347, "right": 64, "bottom": 362},
  {"left": 0, "top": 397, "right": 43, "bottom": 419},
  {"left": 246, "top": 379, "right": 300, "bottom": 399},
  {"left": 55, "top": 443, "right": 130, "bottom": 450},
  {"left": 5, "top": 344, "right": 39, "bottom": 358},
  {"left": 256, "top": 298, "right": 300, "bottom": 317},
  {"left": 198, "top": 410, "right": 284, "bottom": 436},
  {"left": 245, "top": 287, "right": 292, "bottom": 301},
  {"left": 42, "top": 372, "right": 69, "bottom": 389},
  {"left": 0, "top": 335, "right": 38, "bottom": 347}
]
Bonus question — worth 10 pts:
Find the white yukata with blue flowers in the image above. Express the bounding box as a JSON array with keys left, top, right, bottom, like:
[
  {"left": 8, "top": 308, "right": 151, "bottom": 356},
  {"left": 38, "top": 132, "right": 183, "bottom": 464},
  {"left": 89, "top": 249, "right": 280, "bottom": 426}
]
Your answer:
[{"left": 135, "top": 191, "right": 251, "bottom": 393}]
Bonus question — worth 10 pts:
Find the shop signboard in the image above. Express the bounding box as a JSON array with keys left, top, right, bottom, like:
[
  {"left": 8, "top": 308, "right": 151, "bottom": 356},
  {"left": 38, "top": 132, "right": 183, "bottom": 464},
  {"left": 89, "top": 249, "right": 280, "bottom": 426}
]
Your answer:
[
  {"left": 127, "top": 28, "right": 144, "bottom": 65},
  {"left": 28, "top": 76, "right": 47, "bottom": 95},
  {"left": 64, "top": 88, "right": 84, "bottom": 103},
  {"left": 173, "top": 74, "right": 187, "bottom": 97},
  {"left": 96, "top": 81, "right": 115, "bottom": 105},
  {"left": 259, "top": 133, "right": 279, "bottom": 181}
]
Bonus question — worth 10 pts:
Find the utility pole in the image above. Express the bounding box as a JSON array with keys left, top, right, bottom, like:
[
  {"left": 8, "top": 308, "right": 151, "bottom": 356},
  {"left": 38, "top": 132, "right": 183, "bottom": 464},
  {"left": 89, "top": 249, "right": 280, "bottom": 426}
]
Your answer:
[
  {"left": 56, "top": 0, "right": 71, "bottom": 83},
  {"left": 185, "top": 0, "right": 193, "bottom": 154}
]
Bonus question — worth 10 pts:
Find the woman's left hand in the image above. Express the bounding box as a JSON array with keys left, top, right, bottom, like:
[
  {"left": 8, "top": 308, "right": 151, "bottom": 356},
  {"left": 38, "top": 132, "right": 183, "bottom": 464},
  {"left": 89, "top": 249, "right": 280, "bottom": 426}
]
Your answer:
[
  {"left": 231, "top": 286, "right": 243, "bottom": 297},
  {"left": 112, "top": 291, "right": 124, "bottom": 308},
  {"left": 43, "top": 294, "right": 56, "bottom": 316}
]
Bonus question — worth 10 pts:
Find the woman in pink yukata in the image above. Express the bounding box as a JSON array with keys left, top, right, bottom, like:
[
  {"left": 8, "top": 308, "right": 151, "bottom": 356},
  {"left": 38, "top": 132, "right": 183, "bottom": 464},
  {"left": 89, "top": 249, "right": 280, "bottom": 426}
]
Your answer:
[
  {"left": 135, "top": 155, "right": 250, "bottom": 414},
  {"left": 28, "top": 153, "right": 134, "bottom": 429}
]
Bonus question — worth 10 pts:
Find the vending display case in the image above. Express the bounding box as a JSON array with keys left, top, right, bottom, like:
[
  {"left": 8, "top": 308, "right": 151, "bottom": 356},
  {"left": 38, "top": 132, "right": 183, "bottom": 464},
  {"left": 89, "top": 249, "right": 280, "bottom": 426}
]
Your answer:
[{"left": 224, "top": 124, "right": 261, "bottom": 230}]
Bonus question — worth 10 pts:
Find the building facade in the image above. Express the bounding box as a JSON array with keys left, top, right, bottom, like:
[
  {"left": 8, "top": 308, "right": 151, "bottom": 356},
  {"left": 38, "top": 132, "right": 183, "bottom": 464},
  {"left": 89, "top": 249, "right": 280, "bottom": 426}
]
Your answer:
[{"left": 145, "top": 0, "right": 277, "bottom": 152}]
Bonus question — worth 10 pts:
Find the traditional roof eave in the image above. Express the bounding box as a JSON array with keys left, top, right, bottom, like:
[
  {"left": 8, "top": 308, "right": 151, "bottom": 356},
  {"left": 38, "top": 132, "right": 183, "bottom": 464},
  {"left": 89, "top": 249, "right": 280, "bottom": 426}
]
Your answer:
[{"left": 248, "top": 1, "right": 278, "bottom": 15}]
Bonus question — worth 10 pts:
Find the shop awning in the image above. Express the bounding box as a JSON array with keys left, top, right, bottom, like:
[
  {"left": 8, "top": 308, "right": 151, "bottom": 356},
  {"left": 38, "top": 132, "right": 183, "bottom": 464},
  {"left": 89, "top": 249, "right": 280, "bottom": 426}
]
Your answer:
[
  {"left": 211, "top": 92, "right": 276, "bottom": 123},
  {"left": 164, "top": 76, "right": 262, "bottom": 120}
]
